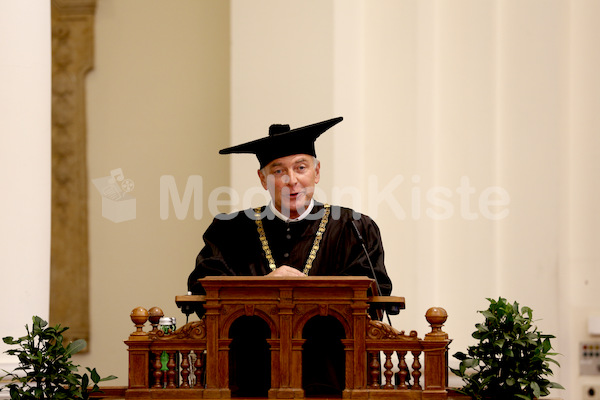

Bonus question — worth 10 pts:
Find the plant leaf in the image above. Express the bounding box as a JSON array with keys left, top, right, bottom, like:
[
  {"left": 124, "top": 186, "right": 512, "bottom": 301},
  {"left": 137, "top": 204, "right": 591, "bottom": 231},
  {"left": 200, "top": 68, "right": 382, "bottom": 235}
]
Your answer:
[
  {"left": 463, "top": 358, "right": 479, "bottom": 368},
  {"left": 66, "top": 339, "right": 87, "bottom": 356},
  {"left": 90, "top": 367, "right": 101, "bottom": 383},
  {"left": 549, "top": 381, "right": 565, "bottom": 389},
  {"left": 99, "top": 374, "right": 118, "bottom": 382}
]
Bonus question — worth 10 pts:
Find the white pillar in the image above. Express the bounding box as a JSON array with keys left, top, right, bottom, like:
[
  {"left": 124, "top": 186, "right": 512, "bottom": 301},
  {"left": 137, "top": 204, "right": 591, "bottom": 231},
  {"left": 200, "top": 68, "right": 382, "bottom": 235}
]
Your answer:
[{"left": 0, "top": 0, "right": 51, "bottom": 376}]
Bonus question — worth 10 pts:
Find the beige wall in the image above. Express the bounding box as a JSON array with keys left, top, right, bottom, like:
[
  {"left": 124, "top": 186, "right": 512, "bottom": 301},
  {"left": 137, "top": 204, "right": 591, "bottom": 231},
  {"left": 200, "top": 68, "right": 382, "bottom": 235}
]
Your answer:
[
  {"left": 74, "top": 0, "right": 230, "bottom": 385},
  {"left": 0, "top": 0, "right": 51, "bottom": 377},
  {"left": 2, "top": 0, "right": 591, "bottom": 398},
  {"left": 230, "top": 1, "right": 600, "bottom": 399}
]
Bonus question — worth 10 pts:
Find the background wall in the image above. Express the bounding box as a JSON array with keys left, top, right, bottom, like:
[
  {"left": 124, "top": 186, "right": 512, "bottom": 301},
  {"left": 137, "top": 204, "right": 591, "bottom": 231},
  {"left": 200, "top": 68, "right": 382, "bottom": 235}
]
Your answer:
[
  {"left": 0, "top": 0, "right": 51, "bottom": 381},
  {"left": 73, "top": 0, "right": 230, "bottom": 386},
  {"left": 228, "top": 1, "right": 600, "bottom": 399}
]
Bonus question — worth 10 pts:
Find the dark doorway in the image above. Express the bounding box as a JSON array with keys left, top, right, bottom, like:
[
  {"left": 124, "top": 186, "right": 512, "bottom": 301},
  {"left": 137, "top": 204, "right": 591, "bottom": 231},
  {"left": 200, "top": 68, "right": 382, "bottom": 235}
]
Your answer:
[
  {"left": 228, "top": 316, "right": 271, "bottom": 397},
  {"left": 302, "top": 316, "right": 346, "bottom": 397}
]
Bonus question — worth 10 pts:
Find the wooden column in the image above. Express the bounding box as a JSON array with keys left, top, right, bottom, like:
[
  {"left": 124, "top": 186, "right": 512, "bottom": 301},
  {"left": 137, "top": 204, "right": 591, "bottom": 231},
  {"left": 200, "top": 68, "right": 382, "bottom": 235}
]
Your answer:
[
  {"left": 203, "top": 286, "right": 224, "bottom": 398},
  {"left": 423, "top": 307, "right": 451, "bottom": 400},
  {"left": 278, "top": 287, "right": 294, "bottom": 396},
  {"left": 352, "top": 288, "right": 369, "bottom": 389}
]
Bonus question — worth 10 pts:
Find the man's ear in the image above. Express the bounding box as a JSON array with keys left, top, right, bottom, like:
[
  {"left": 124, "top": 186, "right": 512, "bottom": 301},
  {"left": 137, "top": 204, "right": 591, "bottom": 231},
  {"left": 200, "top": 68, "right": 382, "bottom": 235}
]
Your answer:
[
  {"left": 314, "top": 160, "right": 321, "bottom": 184},
  {"left": 258, "top": 169, "right": 268, "bottom": 190}
]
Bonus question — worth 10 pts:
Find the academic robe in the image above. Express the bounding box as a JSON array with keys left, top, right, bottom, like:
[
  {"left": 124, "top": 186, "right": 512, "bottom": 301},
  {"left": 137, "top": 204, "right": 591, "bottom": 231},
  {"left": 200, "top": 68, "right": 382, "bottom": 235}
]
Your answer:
[
  {"left": 187, "top": 202, "right": 391, "bottom": 295},
  {"left": 187, "top": 202, "right": 392, "bottom": 397}
]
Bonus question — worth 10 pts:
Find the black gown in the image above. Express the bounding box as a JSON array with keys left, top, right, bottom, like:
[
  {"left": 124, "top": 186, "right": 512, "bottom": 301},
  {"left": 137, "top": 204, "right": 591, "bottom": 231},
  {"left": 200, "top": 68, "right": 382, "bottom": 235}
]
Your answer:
[
  {"left": 188, "top": 202, "right": 391, "bottom": 295},
  {"left": 187, "top": 202, "right": 392, "bottom": 397}
]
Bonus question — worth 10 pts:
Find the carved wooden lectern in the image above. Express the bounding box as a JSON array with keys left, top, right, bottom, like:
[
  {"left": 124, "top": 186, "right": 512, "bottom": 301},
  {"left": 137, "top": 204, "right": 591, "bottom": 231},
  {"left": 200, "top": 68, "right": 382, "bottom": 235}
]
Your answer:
[{"left": 125, "top": 276, "right": 451, "bottom": 399}]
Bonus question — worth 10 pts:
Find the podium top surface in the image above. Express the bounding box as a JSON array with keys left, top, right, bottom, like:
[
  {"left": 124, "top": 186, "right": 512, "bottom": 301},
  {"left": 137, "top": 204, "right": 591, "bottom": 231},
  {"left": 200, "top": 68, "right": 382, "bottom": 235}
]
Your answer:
[
  {"left": 198, "top": 275, "right": 376, "bottom": 289},
  {"left": 177, "top": 276, "right": 405, "bottom": 311}
]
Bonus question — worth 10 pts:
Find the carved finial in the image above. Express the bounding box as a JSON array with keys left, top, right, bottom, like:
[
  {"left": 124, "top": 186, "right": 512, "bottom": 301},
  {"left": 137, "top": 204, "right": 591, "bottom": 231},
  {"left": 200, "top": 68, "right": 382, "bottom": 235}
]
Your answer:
[
  {"left": 130, "top": 306, "right": 149, "bottom": 337},
  {"left": 425, "top": 307, "right": 448, "bottom": 340},
  {"left": 148, "top": 306, "right": 164, "bottom": 332}
]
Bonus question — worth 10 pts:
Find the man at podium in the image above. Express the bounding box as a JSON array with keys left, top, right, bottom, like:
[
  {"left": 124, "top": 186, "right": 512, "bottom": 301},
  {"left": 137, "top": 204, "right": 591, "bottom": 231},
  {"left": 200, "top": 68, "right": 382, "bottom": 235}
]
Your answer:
[
  {"left": 187, "top": 116, "right": 392, "bottom": 397},
  {"left": 188, "top": 116, "right": 391, "bottom": 294}
]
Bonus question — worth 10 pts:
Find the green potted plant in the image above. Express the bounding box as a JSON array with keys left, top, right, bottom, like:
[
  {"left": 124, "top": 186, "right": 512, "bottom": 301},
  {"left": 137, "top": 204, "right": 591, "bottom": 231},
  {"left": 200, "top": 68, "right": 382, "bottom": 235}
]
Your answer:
[
  {"left": 451, "top": 297, "right": 563, "bottom": 400},
  {"left": 0, "top": 315, "right": 116, "bottom": 399}
]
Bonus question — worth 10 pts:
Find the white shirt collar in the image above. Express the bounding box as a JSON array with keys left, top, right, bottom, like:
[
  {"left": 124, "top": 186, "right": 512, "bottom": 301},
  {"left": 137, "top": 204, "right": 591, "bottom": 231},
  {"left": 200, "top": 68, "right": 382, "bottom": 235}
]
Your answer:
[{"left": 268, "top": 199, "right": 315, "bottom": 222}]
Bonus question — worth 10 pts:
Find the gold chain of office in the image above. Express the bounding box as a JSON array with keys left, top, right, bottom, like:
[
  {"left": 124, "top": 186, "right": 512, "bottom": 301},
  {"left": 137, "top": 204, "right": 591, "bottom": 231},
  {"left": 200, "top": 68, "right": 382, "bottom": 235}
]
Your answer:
[{"left": 254, "top": 204, "right": 331, "bottom": 275}]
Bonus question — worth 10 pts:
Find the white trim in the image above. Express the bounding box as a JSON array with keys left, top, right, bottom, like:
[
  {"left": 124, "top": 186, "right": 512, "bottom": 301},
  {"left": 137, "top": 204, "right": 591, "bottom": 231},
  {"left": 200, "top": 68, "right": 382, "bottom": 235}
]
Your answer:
[{"left": 268, "top": 199, "right": 315, "bottom": 222}]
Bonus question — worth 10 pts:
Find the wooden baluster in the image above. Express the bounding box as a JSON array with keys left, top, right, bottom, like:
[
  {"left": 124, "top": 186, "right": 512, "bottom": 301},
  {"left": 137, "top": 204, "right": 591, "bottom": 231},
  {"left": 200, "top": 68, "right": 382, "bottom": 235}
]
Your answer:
[
  {"left": 383, "top": 351, "right": 394, "bottom": 389},
  {"left": 411, "top": 351, "right": 422, "bottom": 390},
  {"left": 194, "top": 350, "right": 204, "bottom": 388},
  {"left": 188, "top": 352, "right": 196, "bottom": 387},
  {"left": 152, "top": 350, "right": 163, "bottom": 388},
  {"left": 424, "top": 307, "right": 450, "bottom": 393},
  {"left": 193, "top": 353, "right": 198, "bottom": 387},
  {"left": 368, "top": 351, "right": 381, "bottom": 388},
  {"left": 167, "top": 351, "right": 177, "bottom": 388},
  {"left": 180, "top": 350, "right": 190, "bottom": 388},
  {"left": 366, "top": 352, "right": 373, "bottom": 387},
  {"left": 396, "top": 350, "right": 408, "bottom": 389}
]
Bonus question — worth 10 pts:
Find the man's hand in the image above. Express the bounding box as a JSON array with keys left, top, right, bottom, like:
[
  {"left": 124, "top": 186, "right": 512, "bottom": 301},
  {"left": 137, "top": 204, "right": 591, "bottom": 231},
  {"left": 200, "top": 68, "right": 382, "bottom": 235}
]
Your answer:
[{"left": 266, "top": 265, "right": 306, "bottom": 277}]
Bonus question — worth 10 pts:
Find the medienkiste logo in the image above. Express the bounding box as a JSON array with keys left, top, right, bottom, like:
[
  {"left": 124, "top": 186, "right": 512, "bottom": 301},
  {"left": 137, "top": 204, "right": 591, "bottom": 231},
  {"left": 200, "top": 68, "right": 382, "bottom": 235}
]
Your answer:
[
  {"left": 92, "top": 172, "right": 511, "bottom": 223},
  {"left": 92, "top": 168, "right": 136, "bottom": 223}
]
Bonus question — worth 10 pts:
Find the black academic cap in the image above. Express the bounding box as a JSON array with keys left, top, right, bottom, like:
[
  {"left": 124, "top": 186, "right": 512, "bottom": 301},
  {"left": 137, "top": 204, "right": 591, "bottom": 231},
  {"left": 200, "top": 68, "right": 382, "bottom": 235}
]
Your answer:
[{"left": 219, "top": 116, "right": 343, "bottom": 169}]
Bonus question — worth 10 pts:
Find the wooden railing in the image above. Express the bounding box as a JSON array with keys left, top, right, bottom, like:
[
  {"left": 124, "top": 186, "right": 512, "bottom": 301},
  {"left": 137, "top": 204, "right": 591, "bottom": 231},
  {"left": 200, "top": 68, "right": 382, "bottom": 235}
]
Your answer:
[
  {"left": 125, "top": 318, "right": 209, "bottom": 395},
  {"left": 90, "top": 388, "right": 474, "bottom": 400},
  {"left": 125, "top": 308, "right": 450, "bottom": 399},
  {"left": 123, "top": 277, "right": 452, "bottom": 399},
  {"left": 363, "top": 308, "right": 450, "bottom": 399}
]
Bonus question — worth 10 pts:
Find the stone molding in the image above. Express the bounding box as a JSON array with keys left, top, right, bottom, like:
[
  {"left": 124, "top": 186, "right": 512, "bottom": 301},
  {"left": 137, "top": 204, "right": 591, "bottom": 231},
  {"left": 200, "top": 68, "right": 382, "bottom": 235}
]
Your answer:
[{"left": 50, "top": 0, "right": 96, "bottom": 348}]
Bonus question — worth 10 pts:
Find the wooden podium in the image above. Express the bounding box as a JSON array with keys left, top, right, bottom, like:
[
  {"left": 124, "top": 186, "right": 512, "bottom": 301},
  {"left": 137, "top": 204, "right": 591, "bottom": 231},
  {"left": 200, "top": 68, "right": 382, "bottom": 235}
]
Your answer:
[{"left": 125, "top": 276, "right": 450, "bottom": 399}]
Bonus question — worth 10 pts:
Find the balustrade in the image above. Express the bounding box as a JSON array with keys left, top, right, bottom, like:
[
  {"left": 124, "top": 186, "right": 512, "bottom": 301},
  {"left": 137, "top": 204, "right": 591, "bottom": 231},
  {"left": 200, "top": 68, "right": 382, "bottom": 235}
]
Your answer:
[{"left": 123, "top": 277, "right": 451, "bottom": 399}]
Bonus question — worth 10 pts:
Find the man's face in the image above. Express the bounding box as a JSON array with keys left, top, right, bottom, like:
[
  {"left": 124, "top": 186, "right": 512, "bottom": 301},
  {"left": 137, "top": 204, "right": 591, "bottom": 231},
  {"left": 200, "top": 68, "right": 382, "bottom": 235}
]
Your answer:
[{"left": 258, "top": 154, "right": 321, "bottom": 219}]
